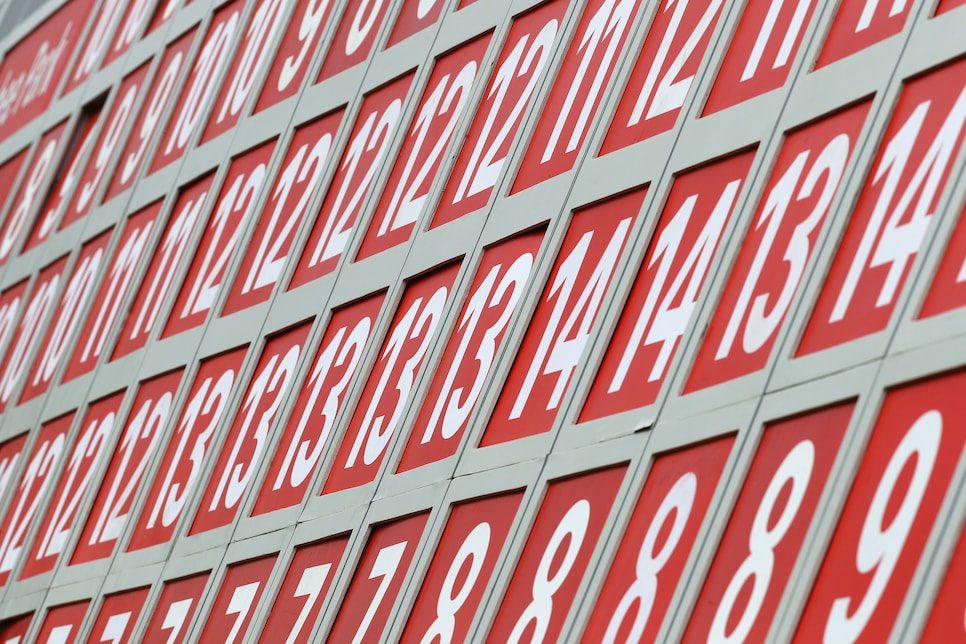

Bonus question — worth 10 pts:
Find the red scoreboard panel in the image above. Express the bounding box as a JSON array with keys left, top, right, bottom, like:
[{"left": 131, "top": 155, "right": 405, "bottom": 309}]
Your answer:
[{"left": 1, "top": 0, "right": 965, "bottom": 641}]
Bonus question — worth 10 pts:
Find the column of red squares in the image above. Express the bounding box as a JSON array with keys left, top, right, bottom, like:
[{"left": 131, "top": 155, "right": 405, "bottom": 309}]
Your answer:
[{"left": 0, "top": 0, "right": 964, "bottom": 641}]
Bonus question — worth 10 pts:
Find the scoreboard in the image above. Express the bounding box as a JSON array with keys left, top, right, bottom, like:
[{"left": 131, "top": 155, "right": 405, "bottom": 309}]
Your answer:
[{"left": 0, "top": 0, "right": 964, "bottom": 641}]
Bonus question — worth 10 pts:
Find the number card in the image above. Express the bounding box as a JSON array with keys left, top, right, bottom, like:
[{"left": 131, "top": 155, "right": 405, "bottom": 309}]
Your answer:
[
  {"left": 581, "top": 438, "right": 734, "bottom": 642},
  {"left": 482, "top": 188, "right": 644, "bottom": 445},
  {"left": 19, "top": 392, "right": 125, "bottom": 578},
  {"left": 102, "top": 0, "right": 170, "bottom": 69},
  {"left": 62, "top": 0, "right": 126, "bottom": 96},
  {"left": 112, "top": 174, "right": 216, "bottom": 360},
  {"left": 20, "top": 230, "right": 112, "bottom": 404},
  {"left": 0, "top": 281, "right": 30, "bottom": 363},
  {"left": 399, "top": 228, "right": 544, "bottom": 472},
  {"left": 0, "top": 413, "right": 72, "bottom": 586},
  {"left": 103, "top": 30, "right": 196, "bottom": 201},
  {"left": 201, "top": 0, "right": 291, "bottom": 143},
  {"left": 149, "top": 0, "right": 245, "bottom": 174},
  {"left": 793, "top": 370, "right": 966, "bottom": 642},
  {"left": 142, "top": 573, "right": 211, "bottom": 643},
  {"left": 63, "top": 202, "right": 163, "bottom": 382},
  {"left": 0, "top": 434, "right": 28, "bottom": 511},
  {"left": 253, "top": 294, "right": 385, "bottom": 515},
  {"left": 920, "top": 199, "right": 966, "bottom": 318},
  {"left": 254, "top": 0, "right": 340, "bottom": 113},
  {"left": 703, "top": 0, "right": 819, "bottom": 115},
  {"left": 289, "top": 73, "right": 414, "bottom": 288},
  {"left": 387, "top": 0, "right": 446, "bottom": 46},
  {"left": 71, "top": 370, "right": 183, "bottom": 565},
  {"left": 485, "top": 466, "right": 627, "bottom": 642},
  {"left": 0, "top": 147, "right": 29, "bottom": 219},
  {"left": 26, "top": 111, "right": 102, "bottom": 252},
  {"left": 580, "top": 150, "right": 755, "bottom": 422},
  {"left": 162, "top": 140, "right": 277, "bottom": 338},
  {"left": 224, "top": 110, "right": 344, "bottom": 315},
  {"left": 0, "top": 255, "right": 69, "bottom": 414},
  {"left": 514, "top": 0, "right": 646, "bottom": 190},
  {"left": 324, "top": 263, "right": 460, "bottom": 493},
  {"left": 431, "top": 0, "right": 569, "bottom": 227},
  {"left": 600, "top": 0, "right": 726, "bottom": 155},
  {"left": 325, "top": 512, "right": 430, "bottom": 642},
  {"left": 817, "top": 0, "right": 913, "bottom": 67},
  {"left": 919, "top": 524, "right": 966, "bottom": 641},
  {"left": 683, "top": 403, "right": 853, "bottom": 642},
  {"left": 89, "top": 587, "right": 151, "bottom": 644},
  {"left": 61, "top": 64, "right": 152, "bottom": 230},
  {"left": 199, "top": 556, "right": 278, "bottom": 642},
  {"left": 686, "top": 102, "right": 870, "bottom": 391},
  {"left": 797, "top": 58, "right": 966, "bottom": 355},
  {"left": 357, "top": 34, "right": 492, "bottom": 260},
  {"left": 127, "top": 348, "right": 247, "bottom": 552},
  {"left": 317, "top": 0, "right": 394, "bottom": 81},
  {"left": 0, "top": 121, "right": 68, "bottom": 265},
  {"left": 33, "top": 601, "right": 89, "bottom": 644},
  {"left": 191, "top": 323, "right": 312, "bottom": 534},
  {"left": 400, "top": 491, "right": 525, "bottom": 643},
  {"left": 260, "top": 535, "right": 351, "bottom": 643}
]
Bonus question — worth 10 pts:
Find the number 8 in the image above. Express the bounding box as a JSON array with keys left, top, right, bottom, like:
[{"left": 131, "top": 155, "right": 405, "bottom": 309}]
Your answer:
[
  {"left": 421, "top": 522, "right": 491, "bottom": 644},
  {"left": 604, "top": 472, "right": 696, "bottom": 643},
  {"left": 710, "top": 440, "right": 815, "bottom": 642},
  {"left": 508, "top": 499, "right": 590, "bottom": 643}
]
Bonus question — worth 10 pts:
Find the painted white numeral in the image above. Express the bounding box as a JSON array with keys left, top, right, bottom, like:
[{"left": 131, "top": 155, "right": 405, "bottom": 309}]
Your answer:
[
  {"left": 823, "top": 411, "right": 940, "bottom": 643},
  {"left": 161, "top": 598, "right": 193, "bottom": 644},
  {"left": 512, "top": 218, "right": 632, "bottom": 418},
  {"left": 710, "top": 440, "right": 815, "bottom": 642},
  {"left": 275, "top": 317, "right": 370, "bottom": 490},
  {"left": 421, "top": 523, "right": 491, "bottom": 644},
  {"left": 129, "top": 192, "right": 207, "bottom": 340},
  {"left": 80, "top": 220, "right": 154, "bottom": 363},
  {"left": 76, "top": 82, "right": 137, "bottom": 214},
  {"left": 831, "top": 88, "right": 966, "bottom": 322},
  {"left": 856, "top": 0, "right": 907, "bottom": 32},
  {"left": 508, "top": 500, "right": 591, "bottom": 643},
  {"left": 243, "top": 134, "right": 332, "bottom": 293},
  {"left": 46, "top": 625, "right": 73, "bottom": 644},
  {"left": 210, "top": 346, "right": 300, "bottom": 510},
  {"left": 630, "top": 0, "right": 722, "bottom": 124},
  {"left": 610, "top": 181, "right": 739, "bottom": 391},
  {"left": 380, "top": 61, "right": 476, "bottom": 235},
  {"left": 346, "top": 0, "right": 386, "bottom": 56},
  {"left": 163, "top": 16, "right": 239, "bottom": 156},
  {"left": 454, "top": 20, "right": 558, "bottom": 202},
  {"left": 422, "top": 254, "right": 533, "bottom": 443},
  {"left": 0, "top": 435, "right": 65, "bottom": 572},
  {"left": 308, "top": 99, "right": 402, "bottom": 266},
  {"left": 146, "top": 371, "right": 234, "bottom": 529},
  {"left": 181, "top": 164, "right": 267, "bottom": 319},
  {"left": 353, "top": 541, "right": 407, "bottom": 644},
  {"left": 279, "top": 0, "right": 332, "bottom": 91},
  {"left": 0, "top": 276, "right": 61, "bottom": 404},
  {"left": 122, "top": 53, "right": 182, "bottom": 184},
  {"left": 36, "top": 412, "right": 114, "bottom": 558},
  {"left": 741, "top": 0, "right": 811, "bottom": 81},
  {"left": 100, "top": 611, "right": 131, "bottom": 643},
  {"left": 717, "top": 134, "right": 848, "bottom": 358},
  {"left": 346, "top": 286, "right": 448, "bottom": 467},
  {"left": 88, "top": 394, "right": 171, "bottom": 544},
  {"left": 225, "top": 582, "right": 260, "bottom": 643},
  {"left": 604, "top": 473, "right": 695, "bottom": 643},
  {"left": 286, "top": 563, "right": 332, "bottom": 644},
  {"left": 1, "top": 139, "right": 57, "bottom": 259}
]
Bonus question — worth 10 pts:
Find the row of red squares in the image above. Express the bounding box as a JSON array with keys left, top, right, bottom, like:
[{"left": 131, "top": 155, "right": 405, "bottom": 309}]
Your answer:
[
  {"left": 0, "top": 48, "right": 964, "bottom": 557},
  {"left": 3, "top": 365, "right": 964, "bottom": 641},
  {"left": 0, "top": 0, "right": 962, "bottom": 388},
  {"left": 2, "top": 0, "right": 956, "bottom": 281}
]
